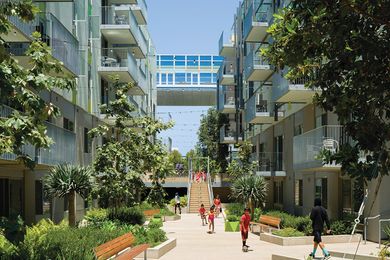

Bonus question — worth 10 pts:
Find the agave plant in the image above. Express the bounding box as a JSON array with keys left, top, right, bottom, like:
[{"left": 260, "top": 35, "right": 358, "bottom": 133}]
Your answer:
[
  {"left": 230, "top": 174, "right": 267, "bottom": 218},
  {"left": 44, "top": 164, "right": 93, "bottom": 227}
]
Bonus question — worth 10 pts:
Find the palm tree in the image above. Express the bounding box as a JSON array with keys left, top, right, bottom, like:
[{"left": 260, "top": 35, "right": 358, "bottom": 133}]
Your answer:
[
  {"left": 44, "top": 164, "right": 92, "bottom": 227},
  {"left": 230, "top": 174, "right": 267, "bottom": 219}
]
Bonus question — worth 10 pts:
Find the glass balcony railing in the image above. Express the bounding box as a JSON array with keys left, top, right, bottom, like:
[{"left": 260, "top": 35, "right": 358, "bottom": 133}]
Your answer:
[
  {"left": 256, "top": 152, "right": 284, "bottom": 172},
  {"left": 7, "top": 15, "right": 36, "bottom": 39},
  {"left": 272, "top": 72, "right": 314, "bottom": 102},
  {"left": 293, "top": 125, "right": 348, "bottom": 170},
  {"left": 218, "top": 86, "right": 235, "bottom": 112},
  {"left": 218, "top": 30, "right": 235, "bottom": 55},
  {"left": 101, "top": 6, "right": 147, "bottom": 56},
  {"left": 243, "top": 0, "right": 273, "bottom": 41},
  {"left": 6, "top": 13, "right": 80, "bottom": 75},
  {"left": 100, "top": 47, "right": 138, "bottom": 82},
  {"left": 244, "top": 45, "right": 271, "bottom": 80},
  {"left": 245, "top": 92, "right": 269, "bottom": 122},
  {"left": 0, "top": 105, "right": 76, "bottom": 165}
]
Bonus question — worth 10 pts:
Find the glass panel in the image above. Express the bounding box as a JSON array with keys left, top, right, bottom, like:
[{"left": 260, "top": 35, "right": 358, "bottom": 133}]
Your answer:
[
  {"left": 175, "top": 60, "right": 185, "bottom": 67},
  {"left": 161, "top": 55, "right": 173, "bottom": 60},
  {"left": 192, "top": 73, "right": 199, "bottom": 84},
  {"left": 167, "top": 74, "right": 173, "bottom": 84},
  {"left": 200, "top": 73, "right": 212, "bottom": 84},
  {"left": 175, "top": 73, "right": 186, "bottom": 84},
  {"left": 174, "top": 55, "right": 185, "bottom": 60},
  {"left": 186, "top": 73, "right": 192, "bottom": 83},
  {"left": 200, "top": 61, "right": 211, "bottom": 67},
  {"left": 161, "top": 60, "right": 173, "bottom": 66},
  {"left": 200, "top": 55, "right": 211, "bottom": 61},
  {"left": 161, "top": 74, "right": 166, "bottom": 84}
]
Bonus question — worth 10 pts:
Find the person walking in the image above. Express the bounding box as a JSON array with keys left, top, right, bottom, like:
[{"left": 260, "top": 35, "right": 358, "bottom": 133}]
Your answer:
[
  {"left": 207, "top": 206, "right": 215, "bottom": 234},
  {"left": 199, "top": 203, "right": 207, "bottom": 226},
  {"left": 240, "top": 208, "right": 251, "bottom": 252},
  {"left": 174, "top": 192, "right": 181, "bottom": 215},
  {"left": 309, "top": 198, "right": 331, "bottom": 259},
  {"left": 214, "top": 194, "right": 222, "bottom": 217}
]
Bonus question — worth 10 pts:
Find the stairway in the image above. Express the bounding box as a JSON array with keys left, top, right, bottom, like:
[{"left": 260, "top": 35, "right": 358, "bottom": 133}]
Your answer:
[{"left": 188, "top": 182, "right": 212, "bottom": 213}]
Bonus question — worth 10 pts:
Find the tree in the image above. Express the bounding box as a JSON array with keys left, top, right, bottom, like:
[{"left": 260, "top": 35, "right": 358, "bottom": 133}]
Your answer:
[
  {"left": 197, "top": 107, "right": 229, "bottom": 174},
  {"left": 89, "top": 80, "right": 173, "bottom": 208},
  {"left": 230, "top": 174, "right": 267, "bottom": 219},
  {"left": 0, "top": 1, "right": 74, "bottom": 169},
  {"left": 262, "top": 1, "right": 390, "bottom": 215},
  {"left": 44, "top": 164, "right": 92, "bottom": 227},
  {"left": 226, "top": 141, "right": 257, "bottom": 179},
  {"left": 169, "top": 150, "right": 184, "bottom": 175}
]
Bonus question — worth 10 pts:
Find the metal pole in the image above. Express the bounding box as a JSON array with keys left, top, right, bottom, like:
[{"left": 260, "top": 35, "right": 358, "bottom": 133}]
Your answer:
[
  {"left": 207, "top": 156, "right": 210, "bottom": 176},
  {"left": 379, "top": 219, "right": 381, "bottom": 248},
  {"left": 364, "top": 218, "right": 367, "bottom": 244}
]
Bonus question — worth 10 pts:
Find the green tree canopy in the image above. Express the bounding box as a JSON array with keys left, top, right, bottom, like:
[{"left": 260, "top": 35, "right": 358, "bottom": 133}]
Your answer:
[{"left": 0, "top": 1, "right": 74, "bottom": 168}]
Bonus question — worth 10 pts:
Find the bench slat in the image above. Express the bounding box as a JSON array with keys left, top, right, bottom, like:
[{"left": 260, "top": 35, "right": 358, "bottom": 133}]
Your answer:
[
  {"left": 143, "top": 209, "right": 160, "bottom": 217},
  {"left": 116, "top": 244, "right": 149, "bottom": 260},
  {"left": 95, "top": 233, "right": 135, "bottom": 259}
]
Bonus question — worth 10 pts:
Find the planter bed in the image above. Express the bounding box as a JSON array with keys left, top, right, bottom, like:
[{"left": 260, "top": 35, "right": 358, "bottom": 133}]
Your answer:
[
  {"left": 329, "top": 250, "right": 390, "bottom": 260},
  {"left": 225, "top": 221, "right": 240, "bottom": 232},
  {"left": 135, "top": 238, "right": 176, "bottom": 259},
  {"left": 261, "top": 232, "right": 361, "bottom": 246}
]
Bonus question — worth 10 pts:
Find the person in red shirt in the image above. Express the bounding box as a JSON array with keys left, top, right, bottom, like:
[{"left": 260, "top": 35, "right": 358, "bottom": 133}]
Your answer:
[
  {"left": 199, "top": 203, "right": 207, "bottom": 226},
  {"left": 207, "top": 206, "right": 215, "bottom": 234},
  {"left": 213, "top": 195, "right": 222, "bottom": 217},
  {"left": 240, "top": 208, "right": 251, "bottom": 251}
]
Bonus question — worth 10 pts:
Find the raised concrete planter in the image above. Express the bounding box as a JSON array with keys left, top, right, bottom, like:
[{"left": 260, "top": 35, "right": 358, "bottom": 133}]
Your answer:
[
  {"left": 164, "top": 215, "right": 181, "bottom": 221},
  {"left": 329, "top": 250, "right": 390, "bottom": 260},
  {"left": 272, "top": 255, "right": 301, "bottom": 260},
  {"left": 261, "top": 232, "right": 361, "bottom": 246},
  {"left": 136, "top": 238, "right": 176, "bottom": 259},
  {"left": 225, "top": 221, "right": 240, "bottom": 232}
]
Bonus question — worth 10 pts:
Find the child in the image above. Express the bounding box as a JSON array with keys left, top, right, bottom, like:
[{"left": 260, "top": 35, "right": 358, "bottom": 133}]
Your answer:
[
  {"left": 207, "top": 206, "right": 215, "bottom": 233},
  {"left": 240, "top": 208, "right": 251, "bottom": 252},
  {"left": 199, "top": 203, "right": 207, "bottom": 226}
]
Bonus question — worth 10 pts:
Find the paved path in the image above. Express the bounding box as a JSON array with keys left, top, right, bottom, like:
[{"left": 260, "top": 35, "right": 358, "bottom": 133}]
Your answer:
[{"left": 160, "top": 213, "right": 381, "bottom": 260}]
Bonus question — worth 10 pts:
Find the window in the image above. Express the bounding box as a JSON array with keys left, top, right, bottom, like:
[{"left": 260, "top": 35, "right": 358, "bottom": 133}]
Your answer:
[
  {"left": 342, "top": 179, "right": 352, "bottom": 212},
  {"left": 200, "top": 56, "right": 211, "bottom": 67},
  {"left": 186, "top": 73, "right": 192, "bottom": 84},
  {"left": 156, "top": 73, "right": 160, "bottom": 84},
  {"left": 35, "top": 180, "right": 43, "bottom": 215},
  {"left": 187, "top": 56, "right": 198, "bottom": 67},
  {"left": 315, "top": 113, "right": 327, "bottom": 128},
  {"left": 174, "top": 55, "right": 185, "bottom": 67},
  {"left": 192, "top": 73, "right": 199, "bottom": 84},
  {"left": 167, "top": 73, "right": 173, "bottom": 84},
  {"left": 294, "top": 124, "right": 303, "bottom": 136},
  {"left": 212, "top": 73, "right": 217, "bottom": 83},
  {"left": 274, "top": 135, "right": 283, "bottom": 171},
  {"left": 315, "top": 178, "right": 328, "bottom": 208},
  {"left": 160, "top": 55, "right": 173, "bottom": 67},
  {"left": 295, "top": 180, "right": 303, "bottom": 206},
  {"left": 273, "top": 181, "right": 283, "bottom": 204},
  {"left": 84, "top": 127, "right": 90, "bottom": 153},
  {"left": 0, "top": 179, "right": 9, "bottom": 217},
  {"left": 63, "top": 117, "right": 74, "bottom": 132},
  {"left": 161, "top": 73, "right": 167, "bottom": 85},
  {"left": 175, "top": 73, "right": 186, "bottom": 84},
  {"left": 200, "top": 73, "right": 212, "bottom": 84}
]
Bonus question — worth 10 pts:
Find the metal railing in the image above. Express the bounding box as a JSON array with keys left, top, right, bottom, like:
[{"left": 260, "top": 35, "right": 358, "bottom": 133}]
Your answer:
[
  {"left": 7, "top": 15, "right": 35, "bottom": 39},
  {"left": 244, "top": 46, "right": 270, "bottom": 79},
  {"left": 1, "top": 105, "right": 76, "bottom": 165},
  {"left": 293, "top": 125, "right": 347, "bottom": 170},
  {"left": 245, "top": 92, "right": 269, "bottom": 123},
  {"left": 256, "top": 152, "right": 284, "bottom": 171}
]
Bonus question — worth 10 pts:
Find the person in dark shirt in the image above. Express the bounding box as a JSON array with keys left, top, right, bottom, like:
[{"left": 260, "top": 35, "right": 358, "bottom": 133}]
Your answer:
[{"left": 309, "top": 198, "right": 331, "bottom": 259}]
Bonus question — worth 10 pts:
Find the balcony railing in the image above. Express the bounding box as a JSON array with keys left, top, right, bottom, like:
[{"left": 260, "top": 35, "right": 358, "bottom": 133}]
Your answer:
[
  {"left": 6, "top": 13, "right": 80, "bottom": 75},
  {"left": 101, "top": 6, "right": 147, "bottom": 56},
  {"left": 100, "top": 47, "right": 138, "bottom": 81},
  {"left": 218, "top": 30, "right": 235, "bottom": 55},
  {"left": 8, "top": 15, "right": 36, "bottom": 39},
  {"left": 244, "top": 45, "right": 271, "bottom": 80},
  {"left": 293, "top": 125, "right": 348, "bottom": 170},
  {"left": 272, "top": 72, "right": 315, "bottom": 102},
  {"left": 256, "top": 152, "right": 284, "bottom": 172},
  {"left": 0, "top": 105, "right": 76, "bottom": 165},
  {"left": 245, "top": 92, "right": 270, "bottom": 123},
  {"left": 220, "top": 125, "right": 237, "bottom": 142},
  {"left": 243, "top": 0, "right": 273, "bottom": 41},
  {"left": 218, "top": 86, "right": 235, "bottom": 112}
]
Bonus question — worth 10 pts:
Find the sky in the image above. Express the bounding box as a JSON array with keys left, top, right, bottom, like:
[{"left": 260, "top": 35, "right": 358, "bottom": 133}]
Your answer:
[{"left": 148, "top": 0, "right": 239, "bottom": 155}]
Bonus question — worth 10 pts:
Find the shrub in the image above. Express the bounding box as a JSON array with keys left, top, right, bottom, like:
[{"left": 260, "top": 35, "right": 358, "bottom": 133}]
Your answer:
[
  {"left": 0, "top": 216, "right": 25, "bottom": 243},
  {"left": 160, "top": 208, "right": 175, "bottom": 216},
  {"left": 153, "top": 214, "right": 162, "bottom": 219},
  {"left": 272, "top": 228, "right": 305, "bottom": 237},
  {"left": 225, "top": 203, "right": 244, "bottom": 217},
  {"left": 137, "top": 202, "right": 155, "bottom": 211},
  {"left": 253, "top": 208, "right": 262, "bottom": 222},
  {"left": 227, "top": 215, "right": 239, "bottom": 222},
  {"left": 108, "top": 207, "right": 145, "bottom": 225},
  {"left": 169, "top": 195, "right": 188, "bottom": 207},
  {"left": 0, "top": 233, "right": 18, "bottom": 259},
  {"left": 148, "top": 219, "right": 163, "bottom": 229},
  {"left": 146, "top": 228, "right": 167, "bottom": 247},
  {"left": 264, "top": 210, "right": 312, "bottom": 234},
  {"left": 330, "top": 220, "right": 352, "bottom": 235},
  {"left": 85, "top": 208, "right": 108, "bottom": 225}
]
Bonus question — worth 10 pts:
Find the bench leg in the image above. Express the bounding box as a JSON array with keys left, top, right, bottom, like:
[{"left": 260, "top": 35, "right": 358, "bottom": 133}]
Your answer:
[{"left": 144, "top": 250, "right": 147, "bottom": 260}]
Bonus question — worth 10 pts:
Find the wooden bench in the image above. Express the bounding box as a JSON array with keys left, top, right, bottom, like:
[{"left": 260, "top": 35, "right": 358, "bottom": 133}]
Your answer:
[
  {"left": 143, "top": 209, "right": 160, "bottom": 218},
  {"left": 94, "top": 233, "right": 149, "bottom": 260},
  {"left": 250, "top": 215, "right": 281, "bottom": 233}
]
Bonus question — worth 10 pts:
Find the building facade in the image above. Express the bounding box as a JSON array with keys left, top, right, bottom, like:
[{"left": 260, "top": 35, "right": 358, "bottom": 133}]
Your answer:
[
  {"left": 0, "top": 0, "right": 156, "bottom": 224},
  {"left": 218, "top": 0, "right": 390, "bottom": 242}
]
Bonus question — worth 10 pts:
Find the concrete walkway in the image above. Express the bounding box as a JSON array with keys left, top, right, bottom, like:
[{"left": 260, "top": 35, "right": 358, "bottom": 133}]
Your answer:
[{"left": 160, "top": 213, "right": 381, "bottom": 260}]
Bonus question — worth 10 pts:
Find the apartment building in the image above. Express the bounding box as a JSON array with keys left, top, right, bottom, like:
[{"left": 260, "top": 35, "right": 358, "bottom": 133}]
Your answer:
[
  {"left": 0, "top": 0, "right": 156, "bottom": 224},
  {"left": 217, "top": 0, "right": 390, "bottom": 242}
]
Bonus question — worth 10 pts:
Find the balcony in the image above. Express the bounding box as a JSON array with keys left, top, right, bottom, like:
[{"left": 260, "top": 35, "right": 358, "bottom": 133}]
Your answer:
[
  {"left": 131, "top": 0, "right": 148, "bottom": 25},
  {"left": 245, "top": 93, "right": 283, "bottom": 124},
  {"left": 218, "top": 31, "right": 235, "bottom": 57},
  {"left": 101, "top": 6, "right": 147, "bottom": 58},
  {"left": 243, "top": 0, "right": 272, "bottom": 42},
  {"left": 218, "top": 60, "right": 236, "bottom": 85},
  {"left": 244, "top": 45, "right": 272, "bottom": 81},
  {"left": 220, "top": 125, "right": 243, "bottom": 144},
  {"left": 272, "top": 73, "right": 318, "bottom": 103},
  {"left": 293, "top": 125, "right": 348, "bottom": 172},
  {"left": 255, "top": 152, "right": 286, "bottom": 177},
  {"left": 0, "top": 106, "right": 76, "bottom": 166},
  {"left": 5, "top": 13, "right": 80, "bottom": 76},
  {"left": 218, "top": 86, "right": 235, "bottom": 114},
  {"left": 3, "top": 16, "right": 35, "bottom": 42}
]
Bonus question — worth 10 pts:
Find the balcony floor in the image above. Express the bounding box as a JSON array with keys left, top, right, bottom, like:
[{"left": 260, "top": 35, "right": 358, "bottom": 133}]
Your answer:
[
  {"left": 275, "top": 86, "right": 318, "bottom": 103},
  {"left": 246, "top": 65, "right": 273, "bottom": 81},
  {"left": 2, "top": 25, "right": 31, "bottom": 43},
  {"left": 249, "top": 112, "right": 274, "bottom": 124},
  {"left": 245, "top": 22, "right": 268, "bottom": 42},
  {"left": 221, "top": 105, "right": 235, "bottom": 114},
  {"left": 219, "top": 44, "right": 235, "bottom": 57},
  {"left": 131, "top": 6, "right": 147, "bottom": 25},
  {"left": 100, "top": 25, "right": 137, "bottom": 45},
  {"left": 221, "top": 75, "right": 235, "bottom": 85},
  {"left": 98, "top": 66, "right": 136, "bottom": 83}
]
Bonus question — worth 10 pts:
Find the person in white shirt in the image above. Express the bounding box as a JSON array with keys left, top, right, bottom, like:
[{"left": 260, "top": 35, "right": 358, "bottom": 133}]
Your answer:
[{"left": 174, "top": 192, "right": 181, "bottom": 214}]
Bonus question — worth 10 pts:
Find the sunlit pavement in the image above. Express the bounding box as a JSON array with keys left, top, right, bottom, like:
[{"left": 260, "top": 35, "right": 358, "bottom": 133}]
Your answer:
[{"left": 159, "top": 213, "right": 381, "bottom": 260}]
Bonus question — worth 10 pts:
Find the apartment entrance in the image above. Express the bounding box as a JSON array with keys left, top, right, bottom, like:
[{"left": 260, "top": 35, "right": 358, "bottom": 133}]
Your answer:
[{"left": 0, "top": 178, "right": 23, "bottom": 218}]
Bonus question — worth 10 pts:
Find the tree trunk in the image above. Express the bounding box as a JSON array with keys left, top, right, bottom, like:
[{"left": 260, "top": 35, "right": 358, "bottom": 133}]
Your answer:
[{"left": 68, "top": 190, "right": 76, "bottom": 227}]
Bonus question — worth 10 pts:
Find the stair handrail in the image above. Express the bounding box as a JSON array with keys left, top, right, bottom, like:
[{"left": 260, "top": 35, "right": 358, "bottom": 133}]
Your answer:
[
  {"left": 187, "top": 167, "right": 192, "bottom": 210},
  {"left": 207, "top": 171, "right": 214, "bottom": 207}
]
